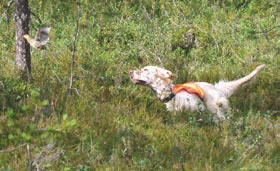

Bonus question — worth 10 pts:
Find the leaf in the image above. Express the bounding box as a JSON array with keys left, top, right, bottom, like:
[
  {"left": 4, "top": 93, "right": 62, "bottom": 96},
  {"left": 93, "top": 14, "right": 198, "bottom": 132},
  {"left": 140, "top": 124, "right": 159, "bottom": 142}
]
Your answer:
[
  {"left": 21, "top": 132, "right": 32, "bottom": 141},
  {"left": 31, "top": 88, "right": 40, "bottom": 97},
  {"left": 6, "top": 108, "right": 15, "bottom": 118},
  {"left": 62, "top": 114, "right": 68, "bottom": 121},
  {"left": 21, "top": 105, "right": 30, "bottom": 111},
  {"left": 41, "top": 99, "right": 49, "bottom": 106}
]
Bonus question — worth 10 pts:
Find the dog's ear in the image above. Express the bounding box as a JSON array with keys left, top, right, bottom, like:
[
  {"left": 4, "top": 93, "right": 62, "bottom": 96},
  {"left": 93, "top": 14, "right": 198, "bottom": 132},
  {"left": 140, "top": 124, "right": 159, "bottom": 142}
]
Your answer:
[
  {"left": 169, "top": 73, "right": 176, "bottom": 80},
  {"left": 157, "top": 73, "right": 172, "bottom": 84},
  {"left": 156, "top": 68, "right": 175, "bottom": 84}
]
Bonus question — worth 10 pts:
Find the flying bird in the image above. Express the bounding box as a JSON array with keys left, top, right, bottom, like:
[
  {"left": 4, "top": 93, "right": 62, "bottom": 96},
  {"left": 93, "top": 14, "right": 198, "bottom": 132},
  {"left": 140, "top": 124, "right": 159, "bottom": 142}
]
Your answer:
[{"left": 23, "top": 27, "right": 51, "bottom": 50}]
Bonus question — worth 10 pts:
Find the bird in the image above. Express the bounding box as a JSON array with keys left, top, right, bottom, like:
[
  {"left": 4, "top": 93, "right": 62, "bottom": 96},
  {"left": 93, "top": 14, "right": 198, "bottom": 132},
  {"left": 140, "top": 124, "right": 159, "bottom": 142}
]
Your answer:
[{"left": 23, "top": 27, "right": 51, "bottom": 50}]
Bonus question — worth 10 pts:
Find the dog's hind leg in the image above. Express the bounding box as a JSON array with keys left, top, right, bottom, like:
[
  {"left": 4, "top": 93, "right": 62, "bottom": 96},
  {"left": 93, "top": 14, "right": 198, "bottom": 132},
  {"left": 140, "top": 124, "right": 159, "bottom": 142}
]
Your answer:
[
  {"left": 206, "top": 97, "right": 228, "bottom": 120},
  {"left": 216, "top": 98, "right": 229, "bottom": 120}
]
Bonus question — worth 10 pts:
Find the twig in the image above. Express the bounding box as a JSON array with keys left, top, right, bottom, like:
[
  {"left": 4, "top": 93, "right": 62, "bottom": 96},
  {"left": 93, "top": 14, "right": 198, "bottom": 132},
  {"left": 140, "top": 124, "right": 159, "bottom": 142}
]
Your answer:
[
  {"left": 255, "top": 25, "right": 280, "bottom": 34},
  {"left": 30, "top": 11, "right": 42, "bottom": 24},
  {"left": 35, "top": 128, "right": 62, "bottom": 132},
  {"left": 7, "top": 0, "right": 15, "bottom": 8},
  {"left": 69, "top": 0, "right": 81, "bottom": 90},
  {"left": 52, "top": 70, "right": 63, "bottom": 84},
  {"left": 27, "top": 144, "right": 33, "bottom": 171},
  {"left": 0, "top": 143, "right": 26, "bottom": 153},
  {"left": 1, "top": 0, "right": 15, "bottom": 23}
]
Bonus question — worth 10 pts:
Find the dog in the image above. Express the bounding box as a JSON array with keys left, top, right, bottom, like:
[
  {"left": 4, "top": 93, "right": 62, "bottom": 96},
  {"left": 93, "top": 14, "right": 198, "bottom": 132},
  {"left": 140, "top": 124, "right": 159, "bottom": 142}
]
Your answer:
[{"left": 129, "top": 64, "right": 265, "bottom": 119}]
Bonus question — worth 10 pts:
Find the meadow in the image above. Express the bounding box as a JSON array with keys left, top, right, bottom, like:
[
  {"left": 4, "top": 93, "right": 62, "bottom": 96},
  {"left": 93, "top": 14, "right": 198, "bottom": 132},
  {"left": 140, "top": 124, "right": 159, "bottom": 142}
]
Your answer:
[{"left": 0, "top": 0, "right": 279, "bottom": 170}]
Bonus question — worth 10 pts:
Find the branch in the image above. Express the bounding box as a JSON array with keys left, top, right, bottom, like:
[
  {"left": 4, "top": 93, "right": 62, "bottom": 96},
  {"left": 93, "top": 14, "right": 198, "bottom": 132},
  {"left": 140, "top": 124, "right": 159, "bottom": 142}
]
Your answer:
[
  {"left": 27, "top": 144, "right": 32, "bottom": 171},
  {"left": 255, "top": 25, "right": 280, "bottom": 34},
  {"left": 0, "top": 143, "right": 26, "bottom": 153},
  {"left": 35, "top": 128, "right": 62, "bottom": 132},
  {"left": 1, "top": 0, "right": 15, "bottom": 23},
  {"left": 30, "top": 11, "right": 42, "bottom": 24},
  {"left": 69, "top": 0, "right": 81, "bottom": 90}
]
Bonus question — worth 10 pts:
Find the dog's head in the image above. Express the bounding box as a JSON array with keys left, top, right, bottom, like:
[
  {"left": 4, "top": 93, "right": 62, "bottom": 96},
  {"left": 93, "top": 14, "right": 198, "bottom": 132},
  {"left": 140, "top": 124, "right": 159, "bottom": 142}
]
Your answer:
[{"left": 129, "top": 66, "right": 175, "bottom": 87}]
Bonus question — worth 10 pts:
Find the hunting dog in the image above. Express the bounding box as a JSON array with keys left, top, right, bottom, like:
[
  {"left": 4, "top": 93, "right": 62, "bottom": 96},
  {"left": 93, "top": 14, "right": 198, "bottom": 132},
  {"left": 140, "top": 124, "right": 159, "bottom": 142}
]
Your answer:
[{"left": 129, "top": 64, "right": 265, "bottom": 119}]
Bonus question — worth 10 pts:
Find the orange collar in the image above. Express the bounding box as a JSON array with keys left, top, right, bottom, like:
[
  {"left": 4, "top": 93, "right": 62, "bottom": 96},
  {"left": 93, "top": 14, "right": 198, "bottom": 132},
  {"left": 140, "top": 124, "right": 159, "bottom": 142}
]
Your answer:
[{"left": 173, "top": 82, "right": 205, "bottom": 100}]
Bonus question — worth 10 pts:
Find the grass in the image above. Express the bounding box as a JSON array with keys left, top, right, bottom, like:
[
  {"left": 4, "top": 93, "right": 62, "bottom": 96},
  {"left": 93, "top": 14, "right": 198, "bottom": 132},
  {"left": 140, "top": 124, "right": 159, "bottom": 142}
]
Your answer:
[{"left": 0, "top": 0, "right": 279, "bottom": 170}]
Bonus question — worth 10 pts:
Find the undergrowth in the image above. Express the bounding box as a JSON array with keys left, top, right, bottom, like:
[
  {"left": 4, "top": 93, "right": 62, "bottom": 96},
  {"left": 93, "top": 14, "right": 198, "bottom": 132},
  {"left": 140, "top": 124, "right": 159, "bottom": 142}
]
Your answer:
[{"left": 0, "top": 0, "right": 279, "bottom": 170}]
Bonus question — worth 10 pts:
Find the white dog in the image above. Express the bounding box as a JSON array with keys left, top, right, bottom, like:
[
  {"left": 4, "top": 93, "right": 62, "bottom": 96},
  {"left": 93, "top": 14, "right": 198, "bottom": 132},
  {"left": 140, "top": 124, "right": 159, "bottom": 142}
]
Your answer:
[{"left": 129, "top": 64, "right": 265, "bottom": 119}]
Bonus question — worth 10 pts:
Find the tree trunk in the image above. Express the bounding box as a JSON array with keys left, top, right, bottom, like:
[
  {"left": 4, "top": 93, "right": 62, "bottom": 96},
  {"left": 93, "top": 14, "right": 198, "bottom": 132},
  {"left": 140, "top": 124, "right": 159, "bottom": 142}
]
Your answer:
[{"left": 15, "top": 0, "right": 31, "bottom": 80}]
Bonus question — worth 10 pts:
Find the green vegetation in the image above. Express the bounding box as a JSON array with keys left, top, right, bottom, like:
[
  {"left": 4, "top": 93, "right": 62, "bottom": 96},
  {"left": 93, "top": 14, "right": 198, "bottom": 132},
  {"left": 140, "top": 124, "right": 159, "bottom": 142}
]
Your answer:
[{"left": 0, "top": 0, "right": 279, "bottom": 170}]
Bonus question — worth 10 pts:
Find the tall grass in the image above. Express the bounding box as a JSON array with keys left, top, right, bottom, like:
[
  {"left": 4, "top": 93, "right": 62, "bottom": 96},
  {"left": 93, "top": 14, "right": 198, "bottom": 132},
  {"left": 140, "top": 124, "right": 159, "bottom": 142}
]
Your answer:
[{"left": 0, "top": 0, "right": 279, "bottom": 170}]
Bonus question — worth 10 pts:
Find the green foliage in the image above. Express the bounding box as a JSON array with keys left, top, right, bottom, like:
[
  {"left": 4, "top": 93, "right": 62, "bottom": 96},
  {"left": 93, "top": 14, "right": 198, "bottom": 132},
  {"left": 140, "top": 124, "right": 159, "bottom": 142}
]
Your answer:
[{"left": 0, "top": 0, "right": 279, "bottom": 170}]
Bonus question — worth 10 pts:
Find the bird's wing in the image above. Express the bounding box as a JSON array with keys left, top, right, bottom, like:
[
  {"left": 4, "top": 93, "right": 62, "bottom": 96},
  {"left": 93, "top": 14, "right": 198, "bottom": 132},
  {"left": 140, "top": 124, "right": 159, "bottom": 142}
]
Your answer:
[{"left": 35, "top": 27, "right": 51, "bottom": 44}]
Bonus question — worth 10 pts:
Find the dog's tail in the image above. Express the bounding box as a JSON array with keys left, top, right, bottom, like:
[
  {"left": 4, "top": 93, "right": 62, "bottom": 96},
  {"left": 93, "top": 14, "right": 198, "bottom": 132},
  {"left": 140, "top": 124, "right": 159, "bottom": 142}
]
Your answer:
[{"left": 214, "top": 64, "right": 265, "bottom": 98}]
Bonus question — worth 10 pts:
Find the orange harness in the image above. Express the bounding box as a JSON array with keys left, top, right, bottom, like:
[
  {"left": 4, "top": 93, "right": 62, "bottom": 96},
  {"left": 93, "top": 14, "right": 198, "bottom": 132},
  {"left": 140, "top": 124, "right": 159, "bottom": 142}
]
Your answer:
[{"left": 173, "top": 82, "right": 205, "bottom": 100}]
